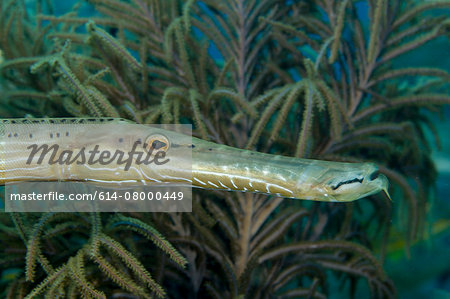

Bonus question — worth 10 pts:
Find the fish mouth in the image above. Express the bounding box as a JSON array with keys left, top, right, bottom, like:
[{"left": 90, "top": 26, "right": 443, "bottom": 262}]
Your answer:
[
  {"left": 354, "top": 173, "right": 390, "bottom": 202},
  {"left": 378, "top": 174, "right": 391, "bottom": 201},
  {"left": 366, "top": 170, "right": 391, "bottom": 200}
]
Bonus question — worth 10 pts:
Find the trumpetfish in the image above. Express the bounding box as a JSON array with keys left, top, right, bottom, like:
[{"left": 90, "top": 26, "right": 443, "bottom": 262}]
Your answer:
[{"left": 0, "top": 118, "right": 390, "bottom": 202}]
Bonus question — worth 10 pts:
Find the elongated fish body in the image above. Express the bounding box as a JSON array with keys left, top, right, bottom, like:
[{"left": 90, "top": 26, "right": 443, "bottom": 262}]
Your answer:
[{"left": 0, "top": 118, "right": 389, "bottom": 202}]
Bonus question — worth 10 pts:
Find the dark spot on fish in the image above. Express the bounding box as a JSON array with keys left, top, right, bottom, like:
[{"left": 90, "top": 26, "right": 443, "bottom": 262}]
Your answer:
[
  {"left": 208, "top": 148, "right": 212, "bottom": 151},
  {"left": 29, "top": 134, "right": 33, "bottom": 138},
  {"left": 14, "top": 133, "right": 18, "bottom": 137},
  {"left": 66, "top": 132, "right": 69, "bottom": 137},
  {"left": 369, "top": 171, "right": 379, "bottom": 181},
  {"left": 109, "top": 27, "right": 118, "bottom": 37},
  {"left": 50, "top": 133, "right": 53, "bottom": 138},
  {"left": 119, "top": 138, "right": 123, "bottom": 143},
  {"left": 56, "top": 132, "right": 60, "bottom": 138},
  {"left": 8, "top": 133, "right": 12, "bottom": 138}
]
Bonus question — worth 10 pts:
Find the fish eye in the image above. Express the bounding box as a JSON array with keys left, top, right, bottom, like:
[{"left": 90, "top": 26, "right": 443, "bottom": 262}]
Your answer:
[{"left": 144, "top": 134, "right": 170, "bottom": 153}]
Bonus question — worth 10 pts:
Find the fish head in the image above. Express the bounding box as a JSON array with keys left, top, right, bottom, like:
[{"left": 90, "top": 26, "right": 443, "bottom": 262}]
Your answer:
[{"left": 303, "top": 162, "right": 390, "bottom": 202}]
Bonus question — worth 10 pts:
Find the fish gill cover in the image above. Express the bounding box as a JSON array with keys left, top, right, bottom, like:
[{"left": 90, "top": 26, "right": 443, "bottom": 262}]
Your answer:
[{"left": 0, "top": 0, "right": 449, "bottom": 298}]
